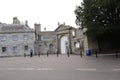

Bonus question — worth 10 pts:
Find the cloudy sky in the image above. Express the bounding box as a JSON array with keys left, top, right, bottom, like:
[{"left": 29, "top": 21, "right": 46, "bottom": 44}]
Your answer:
[{"left": 0, "top": 0, "right": 82, "bottom": 31}]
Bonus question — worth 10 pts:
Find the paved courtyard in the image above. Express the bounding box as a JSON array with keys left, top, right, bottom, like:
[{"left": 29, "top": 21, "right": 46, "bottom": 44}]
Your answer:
[{"left": 0, "top": 55, "right": 120, "bottom": 80}]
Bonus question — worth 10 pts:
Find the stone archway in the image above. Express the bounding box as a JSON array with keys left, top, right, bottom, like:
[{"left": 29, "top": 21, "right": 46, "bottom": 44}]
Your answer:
[
  {"left": 55, "top": 24, "right": 76, "bottom": 55},
  {"left": 60, "top": 36, "right": 68, "bottom": 54}
]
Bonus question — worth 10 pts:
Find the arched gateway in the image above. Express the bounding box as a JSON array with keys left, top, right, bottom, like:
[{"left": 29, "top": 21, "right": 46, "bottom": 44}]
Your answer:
[
  {"left": 55, "top": 23, "right": 76, "bottom": 55},
  {"left": 60, "top": 36, "right": 68, "bottom": 54}
]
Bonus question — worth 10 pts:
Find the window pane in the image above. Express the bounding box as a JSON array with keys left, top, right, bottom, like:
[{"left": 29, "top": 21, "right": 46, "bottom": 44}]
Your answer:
[
  {"left": 1, "top": 36, "right": 6, "bottom": 41},
  {"left": 24, "top": 45, "right": 28, "bottom": 50},
  {"left": 41, "top": 36, "right": 43, "bottom": 40},
  {"left": 13, "top": 46, "right": 17, "bottom": 51},
  {"left": 12, "top": 35, "right": 18, "bottom": 41},
  {"left": 72, "top": 31, "right": 75, "bottom": 36},
  {"left": 2, "top": 47, "right": 6, "bottom": 52}
]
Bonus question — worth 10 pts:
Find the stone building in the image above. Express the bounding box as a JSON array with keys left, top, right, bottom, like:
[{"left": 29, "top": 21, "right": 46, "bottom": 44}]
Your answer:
[
  {"left": 34, "top": 22, "right": 88, "bottom": 55},
  {"left": 0, "top": 17, "right": 97, "bottom": 57},
  {"left": 0, "top": 17, "right": 35, "bottom": 57},
  {"left": 34, "top": 23, "right": 56, "bottom": 55},
  {"left": 55, "top": 23, "right": 86, "bottom": 55}
]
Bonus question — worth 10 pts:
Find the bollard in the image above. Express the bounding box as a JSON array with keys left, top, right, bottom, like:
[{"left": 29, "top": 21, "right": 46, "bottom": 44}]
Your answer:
[
  {"left": 47, "top": 51, "right": 49, "bottom": 57},
  {"left": 80, "top": 53, "right": 82, "bottom": 58},
  {"left": 57, "top": 51, "right": 59, "bottom": 57},
  {"left": 67, "top": 51, "right": 70, "bottom": 57},
  {"left": 38, "top": 52, "right": 40, "bottom": 57},
  {"left": 95, "top": 50, "right": 98, "bottom": 58},
  {"left": 24, "top": 53, "right": 26, "bottom": 57},
  {"left": 30, "top": 49, "right": 33, "bottom": 57},
  {"left": 80, "top": 50, "right": 82, "bottom": 58}
]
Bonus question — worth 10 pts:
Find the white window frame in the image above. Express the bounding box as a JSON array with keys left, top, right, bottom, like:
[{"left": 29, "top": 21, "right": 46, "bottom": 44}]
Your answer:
[{"left": 1, "top": 35, "right": 7, "bottom": 42}]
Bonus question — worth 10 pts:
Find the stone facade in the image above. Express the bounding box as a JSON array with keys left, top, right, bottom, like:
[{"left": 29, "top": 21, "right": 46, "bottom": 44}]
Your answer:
[
  {"left": 0, "top": 17, "right": 35, "bottom": 57},
  {"left": 0, "top": 17, "right": 98, "bottom": 57},
  {"left": 55, "top": 23, "right": 76, "bottom": 54},
  {"left": 35, "top": 23, "right": 87, "bottom": 55},
  {"left": 34, "top": 31, "right": 56, "bottom": 55}
]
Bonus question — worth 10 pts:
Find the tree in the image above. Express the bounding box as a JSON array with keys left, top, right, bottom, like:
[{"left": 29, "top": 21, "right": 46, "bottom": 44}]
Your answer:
[
  {"left": 75, "top": 0, "right": 120, "bottom": 50},
  {"left": 75, "top": 0, "right": 120, "bottom": 37}
]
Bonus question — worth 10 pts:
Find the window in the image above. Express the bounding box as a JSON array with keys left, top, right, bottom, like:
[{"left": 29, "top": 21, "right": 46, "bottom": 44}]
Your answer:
[
  {"left": 2, "top": 47, "right": 6, "bottom": 52},
  {"left": 1, "top": 36, "right": 7, "bottom": 42},
  {"left": 38, "top": 35, "right": 44, "bottom": 41},
  {"left": 49, "top": 44, "right": 53, "bottom": 50},
  {"left": 13, "top": 46, "right": 17, "bottom": 51},
  {"left": 38, "top": 35, "right": 41, "bottom": 41},
  {"left": 41, "top": 35, "right": 43, "bottom": 41},
  {"left": 12, "top": 35, "right": 18, "bottom": 41},
  {"left": 72, "top": 30, "right": 76, "bottom": 37},
  {"left": 24, "top": 45, "right": 28, "bottom": 50},
  {"left": 13, "top": 46, "right": 17, "bottom": 53},
  {"left": 23, "top": 35, "right": 29, "bottom": 40}
]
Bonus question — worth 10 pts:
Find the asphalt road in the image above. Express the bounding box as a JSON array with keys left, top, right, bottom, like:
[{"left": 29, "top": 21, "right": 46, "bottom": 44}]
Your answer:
[{"left": 0, "top": 55, "right": 120, "bottom": 80}]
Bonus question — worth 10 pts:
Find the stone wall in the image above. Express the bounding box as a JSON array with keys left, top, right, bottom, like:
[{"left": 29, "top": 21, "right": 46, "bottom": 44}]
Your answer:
[
  {"left": 35, "top": 31, "right": 56, "bottom": 55},
  {"left": 0, "top": 32, "right": 35, "bottom": 57}
]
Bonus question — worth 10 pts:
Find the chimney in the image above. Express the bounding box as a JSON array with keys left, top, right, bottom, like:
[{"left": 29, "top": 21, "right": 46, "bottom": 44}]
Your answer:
[
  {"left": 13, "top": 16, "right": 20, "bottom": 24},
  {"left": 44, "top": 27, "right": 46, "bottom": 31},
  {"left": 63, "top": 22, "right": 65, "bottom": 25},
  {"left": 58, "top": 22, "right": 60, "bottom": 26},
  {"left": 25, "top": 20, "right": 28, "bottom": 26}
]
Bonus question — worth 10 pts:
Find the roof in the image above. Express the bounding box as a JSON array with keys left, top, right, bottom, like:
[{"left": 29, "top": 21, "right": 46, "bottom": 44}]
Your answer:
[
  {"left": 55, "top": 24, "right": 76, "bottom": 31},
  {"left": 0, "top": 23, "right": 34, "bottom": 34},
  {"left": 0, "top": 24, "right": 32, "bottom": 31}
]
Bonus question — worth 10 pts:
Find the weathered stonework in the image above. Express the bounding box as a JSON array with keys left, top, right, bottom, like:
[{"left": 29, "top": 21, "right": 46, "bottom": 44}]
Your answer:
[
  {"left": 0, "top": 18, "right": 35, "bottom": 57},
  {"left": 35, "top": 23, "right": 86, "bottom": 55},
  {"left": 34, "top": 23, "right": 99, "bottom": 56},
  {"left": 34, "top": 31, "right": 56, "bottom": 55},
  {"left": 0, "top": 18, "right": 99, "bottom": 57}
]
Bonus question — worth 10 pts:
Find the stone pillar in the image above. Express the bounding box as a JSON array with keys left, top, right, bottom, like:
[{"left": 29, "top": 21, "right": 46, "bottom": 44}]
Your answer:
[
  {"left": 68, "top": 29, "right": 72, "bottom": 54},
  {"left": 83, "top": 35, "right": 89, "bottom": 55},
  {"left": 56, "top": 34, "right": 59, "bottom": 54},
  {"left": 13, "top": 17, "right": 20, "bottom": 24}
]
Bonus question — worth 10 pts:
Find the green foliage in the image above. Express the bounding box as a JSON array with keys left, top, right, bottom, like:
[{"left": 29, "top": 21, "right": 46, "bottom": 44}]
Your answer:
[{"left": 75, "top": 0, "right": 120, "bottom": 38}]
